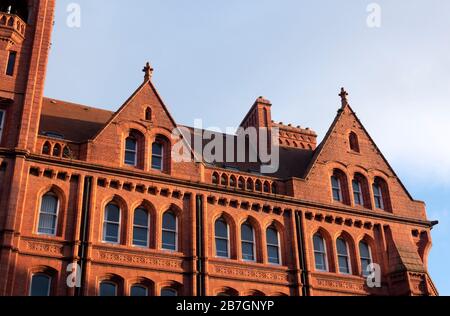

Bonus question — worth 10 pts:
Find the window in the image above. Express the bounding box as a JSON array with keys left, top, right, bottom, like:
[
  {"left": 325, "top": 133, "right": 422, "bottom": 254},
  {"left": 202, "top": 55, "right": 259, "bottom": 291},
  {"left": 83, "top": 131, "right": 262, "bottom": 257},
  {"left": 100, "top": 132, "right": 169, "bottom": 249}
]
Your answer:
[
  {"left": 162, "top": 211, "right": 177, "bottom": 251},
  {"left": 125, "top": 136, "right": 137, "bottom": 166},
  {"left": 266, "top": 226, "right": 281, "bottom": 265},
  {"left": 352, "top": 179, "right": 364, "bottom": 206},
  {"left": 271, "top": 183, "right": 278, "bottom": 194},
  {"left": 373, "top": 183, "right": 384, "bottom": 210},
  {"left": 221, "top": 174, "right": 228, "bottom": 186},
  {"left": 130, "top": 285, "right": 148, "bottom": 297},
  {"left": 255, "top": 180, "right": 262, "bottom": 192},
  {"left": 62, "top": 146, "right": 71, "bottom": 159},
  {"left": 246, "top": 179, "right": 254, "bottom": 191},
  {"left": 103, "top": 203, "right": 120, "bottom": 244},
  {"left": 37, "top": 193, "right": 58, "bottom": 236},
  {"left": 42, "top": 141, "right": 51, "bottom": 155},
  {"left": 6, "top": 51, "right": 17, "bottom": 76},
  {"left": 99, "top": 281, "right": 117, "bottom": 296},
  {"left": 152, "top": 141, "right": 164, "bottom": 171},
  {"left": 133, "top": 208, "right": 149, "bottom": 247},
  {"left": 359, "top": 241, "right": 373, "bottom": 277},
  {"left": 0, "top": 110, "right": 5, "bottom": 142},
  {"left": 161, "top": 288, "right": 177, "bottom": 297},
  {"left": 215, "top": 218, "right": 229, "bottom": 258},
  {"left": 230, "top": 176, "right": 237, "bottom": 187},
  {"left": 238, "top": 177, "right": 245, "bottom": 189},
  {"left": 145, "top": 107, "right": 152, "bottom": 121},
  {"left": 52, "top": 143, "right": 61, "bottom": 157},
  {"left": 331, "top": 176, "right": 342, "bottom": 202},
  {"left": 313, "top": 234, "right": 328, "bottom": 272},
  {"left": 264, "top": 182, "right": 270, "bottom": 193},
  {"left": 241, "top": 222, "right": 255, "bottom": 261},
  {"left": 349, "top": 132, "right": 360, "bottom": 152},
  {"left": 212, "top": 173, "right": 219, "bottom": 185},
  {"left": 29, "top": 274, "right": 51, "bottom": 296},
  {"left": 337, "top": 238, "right": 351, "bottom": 274}
]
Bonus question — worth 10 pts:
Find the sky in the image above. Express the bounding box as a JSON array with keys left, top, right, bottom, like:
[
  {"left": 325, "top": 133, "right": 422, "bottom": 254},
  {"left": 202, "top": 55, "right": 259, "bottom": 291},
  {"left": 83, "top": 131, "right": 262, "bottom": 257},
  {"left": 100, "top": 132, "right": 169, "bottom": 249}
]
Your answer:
[{"left": 44, "top": 0, "right": 450, "bottom": 295}]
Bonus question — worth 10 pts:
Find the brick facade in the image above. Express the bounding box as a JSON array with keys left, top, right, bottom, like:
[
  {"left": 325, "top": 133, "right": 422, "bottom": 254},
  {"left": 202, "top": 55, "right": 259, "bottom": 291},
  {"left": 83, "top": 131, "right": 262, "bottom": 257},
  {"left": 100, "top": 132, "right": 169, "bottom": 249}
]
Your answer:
[{"left": 0, "top": 0, "right": 438, "bottom": 296}]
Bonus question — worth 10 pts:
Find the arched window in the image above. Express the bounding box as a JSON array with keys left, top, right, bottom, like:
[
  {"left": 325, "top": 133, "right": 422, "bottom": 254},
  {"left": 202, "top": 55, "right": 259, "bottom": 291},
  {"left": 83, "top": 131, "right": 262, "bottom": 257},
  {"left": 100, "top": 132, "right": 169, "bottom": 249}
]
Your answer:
[
  {"left": 161, "top": 287, "right": 178, "bottom": 297},
  {"left": 238, "top": 177, "right": 245, "bottom": 189},
  {"left": 266, "top": 226, "right": 281, "bottom": 265},
  {"left": 255, "top": 180, "right": 262, "bottom": 192},
  {"left": 103, "top": 203, "right": 121, "bottom": 244},
  {"left": 359, "top": 241, "right": 373, "bottom": 277},
  {"left": 133, "top": 208, "right": 149, "bottom": 247},
  {"left": 230, "top": 176, "right": 237, "bottom": 187},
  {"left": 29, "top": 274, "right": 51, "bottom": 296},
  {"left": 162, "top": 211, "right": 177, "bottom": 251},
  {"left": 336, "top": 238, "right": 351, "bottom": 274},
  {"left": 145, "top": 107, "right": 152, "bottom": 121},
  {"left": 373, "top": 177, "right": 390, "bottom": 210},
  {"left": 221, "top": 174, "right": 228, "bottom": 186},
  {"left": 271, "top": 183, "right": 278, "bottom": 194},
  {"left": 246, "top": 179, "right": 254, "bottom": 191},
  {"left": 212, "top": 172, "right": 219, "bottom": 185},
  {"left": 352, "top": 178, "right": 364, "bottom": 206},
  {"left": 263, "top": 182, "right": 270, "bottom": 193},
  {"left": 152, "top": 141, "right": 164, "bottom": 171},
  {"left": 124, "top": 136, "right": 138, "bottom": 166},
  {"left": 38, "top": 193, "right": 59, "bottom": 236},
  {"left": 215, "top": 218, "right": 229, "bottom": 258},
  {"left": 62, "top": 146, "right": 71, "bottom": 159},
  {"left": 42, "top": 142, "right": 51, "bottom": 155},
  {"left": 99, "top": 281, "right": 117, "bottom": 296},
  {"left": 130, "top": 285, "right": 148, "bottom": 297},
  {"left": 331, "top": 175, "right": 343, "bottom": 202},
  {"left": 241, "top": 222, "right": 255, "bottom": 262},
  {"left": 313, "top": 234, "right": 328, "bottom": 272},
  {"left": 349, "top": 132, "right": 360, "bottom": 152},
  {"left": 52, "top": 143, "right": 61, "bottom": 157}
]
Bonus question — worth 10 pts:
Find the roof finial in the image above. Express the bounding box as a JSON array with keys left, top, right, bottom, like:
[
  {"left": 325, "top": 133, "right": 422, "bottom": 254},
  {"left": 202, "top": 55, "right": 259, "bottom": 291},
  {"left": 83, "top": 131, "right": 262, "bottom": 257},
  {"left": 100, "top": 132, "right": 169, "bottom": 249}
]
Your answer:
[
  {"left": 339, "top": 87, "right": 349, "bottom": 107},
  {"left": 143, "top": 62, "right": 154, "bottom": 81}
]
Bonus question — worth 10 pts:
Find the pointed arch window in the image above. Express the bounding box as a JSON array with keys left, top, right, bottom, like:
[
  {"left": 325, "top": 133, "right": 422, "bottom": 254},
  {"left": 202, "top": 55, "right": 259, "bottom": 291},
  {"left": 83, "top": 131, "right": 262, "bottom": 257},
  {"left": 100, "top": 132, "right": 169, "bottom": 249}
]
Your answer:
[
  {"left": 230, "top": 176, "right": 237, "bottom": 187},
  {"left": 42, "top": 141, "right": 51, "bottom": 155},
  {"left": 313, "top": 234, "right": 328, "bottom": 272},
  {"left": 37, "top": 193, "right": 59, "bottom": 236},
  {"left": 238, "top": 177, "right": 245, "bottom": 190},
  {"left": 212, "top": 173, "right": 219, "bottom": 184},
  {"left": 125, "top": 136, "right": 138, "bottom": 166},
  {"left": 162, "top": 211, "right": 177, "bottom": 251},
  {"left": 241, "top": 222, "right": 255, "bottom": 262},
  {"left": 266, "top": 226, "right": 281, "bottom": 265},
  {"left": 52, "top": 143, "right": 61, "bottom": 157},
  {"left": 359, "top": 241, "right": 373, "bottom": 277},
  {"left": 337, "top": 238, "right": 351, "bottom": 274},
  {"left": 215, "top": 218, "right": 229, "bottom": 258},
  {"left": 103, "top": 203, "right": 121, "bottom": 244},
  {"left": 29, "top": 274, "right": 51, "bottom": 296},
  {"left": 133, "top": 208, "right": 149, "bottom": 247}
]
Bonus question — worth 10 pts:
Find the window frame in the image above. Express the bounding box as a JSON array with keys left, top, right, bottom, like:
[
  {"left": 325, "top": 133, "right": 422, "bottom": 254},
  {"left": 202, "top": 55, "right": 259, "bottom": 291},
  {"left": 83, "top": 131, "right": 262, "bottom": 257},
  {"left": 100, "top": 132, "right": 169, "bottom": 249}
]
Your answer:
[
  {"left": 102, "top": 203, "right": 121, "bottom": 244},
  {"left": 37, "top": 192, "right": 59, "bottom": 237},
  {"left": 373, "top": 183, "right": 385, "bottom": 210},
  {"left": 331, "top": 175, "right": 343, "bottom": 202},
  {"left": 359, "top": 241, "right": 373, "bottom": 277},
  {"left": 124, "top": 136, "right": 138, "bottom": 167},
  {"left": 132, "top": 207, "right": 150, "bottom": 248},
  {"left": 29, "top": 273, "right": 52, "bottom": 296},
  {"left": 151, "top": 141, "right": 164, "bottom": 171},
  {"left": 336, "top": 238, "right": 352, "bottom": 275},
  {"left": 266, "top": 226, "right": 282, "bottom": 265},
  {"left": 352, "top": 179, "right": 364, "bottom": 206},
  {"left": 313, "top": 234, "right": 329, "bottom": 272},
  {"left": 241, "top": 222, "right": 256, "bottom": 262},
  {"left": 161, "top": 211, "right": 178, "bottom": 252},
  {"left": 214, "top": 218, "right": 230, "bottom": 259}
]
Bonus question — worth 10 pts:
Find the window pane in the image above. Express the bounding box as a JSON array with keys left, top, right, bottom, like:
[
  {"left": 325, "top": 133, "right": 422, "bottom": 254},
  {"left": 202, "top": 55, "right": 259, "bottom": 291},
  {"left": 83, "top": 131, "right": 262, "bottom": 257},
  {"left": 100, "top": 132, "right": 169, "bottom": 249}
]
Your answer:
[
  {"left": 99, "top": 282, "right": 117, "bottom": 296},
  {"left": 338, "top": 256, "right": 350, "bottom": 274},
  {"left": 38, "top": 213, "right": 57, "bottom": 235},
  {"left": 216, "top": 239, "right": 229, "bottom": 258},
  {"left": 134, "top": 208, "right": 148, "bottom": 227},
  {"left": 30, "top": 275, "right": 50, "bottom": 296},
  {"left": 359, "top": 242, "right": 370, "bottom": 258},
  {"left": 125, "top": 152, "right": 136, "bottom": 165},
  {"left": 241, "top": 224, "right": 253, "bottom": 242},
  {"left": 215, "top": 219, "right": 228, "bottom": 239},
  {"left": 41, "top": 195, "right": 58, "bottom": 215},
  {"left": 133, "top": 227, "right": 148, "bottom": 247},
  {"left": 152, "top": 157, "right": 162, "bottom": 170},
  {"left": 104, "top": 223, "right": 119, "bottom": 243},
  {"left": 361, "top": 259, "right": 372, "bottom": 277},
  {"left": 106, "top": 204, "right": 120, "bottom": 222},
  {"left": 162, "top": 231, "right": 176, "bottom": 251},
  {"left": 266, "top": 228, "right": 278, "bottom": 245},
  {"left": 163, "top": 212, "right": 176, "bottom": 231},
  {"left": 336, "top": 239, "right": 348, "bottom": 256},
  {"left": 242, "top": 242, "right": 254, "bottom": 261},
  {"left": 131, "top": 285, "right": 147, "bottom": 297},
  {"left": 315, "top": 253, "right": 326, "bottom": 271},
  {"left": 161, "top": 288, "right": 177, "bottom": 297},
  {"left": 152, "top": 143, "right": 163, "bottom": 156},
  {"left": 313, "top": 235, "right": 325, "bottom": 252},
  {"left": 126, "top": 138, "right": 137, "bottom": 151},
  {"left": 268, "top": 245, "right": 280, "bottom": 264}
]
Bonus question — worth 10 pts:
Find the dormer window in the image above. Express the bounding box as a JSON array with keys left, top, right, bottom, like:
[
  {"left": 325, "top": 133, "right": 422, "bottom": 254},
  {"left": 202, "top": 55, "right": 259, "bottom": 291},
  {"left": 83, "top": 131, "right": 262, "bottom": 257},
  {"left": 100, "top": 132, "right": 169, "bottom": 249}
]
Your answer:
[{"left": 349, "top": 132, "right": 360, "bottom": 153}]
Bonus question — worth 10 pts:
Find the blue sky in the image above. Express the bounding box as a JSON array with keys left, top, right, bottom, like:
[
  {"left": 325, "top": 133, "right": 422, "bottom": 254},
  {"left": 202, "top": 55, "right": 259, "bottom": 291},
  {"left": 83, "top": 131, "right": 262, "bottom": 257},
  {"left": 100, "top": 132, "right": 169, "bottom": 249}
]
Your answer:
[{"left": 44, "top": 0, "right": 450, "bottom": 295}]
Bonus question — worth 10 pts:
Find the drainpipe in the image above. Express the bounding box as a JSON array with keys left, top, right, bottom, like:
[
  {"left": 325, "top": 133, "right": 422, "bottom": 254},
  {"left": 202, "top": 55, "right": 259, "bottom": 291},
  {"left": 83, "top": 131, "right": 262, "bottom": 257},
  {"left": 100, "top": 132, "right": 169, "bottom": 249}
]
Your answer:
[
  {"left": 76, "top": 176, "right": 92, "bottom": 297},
  {"left": 295, "top": 211, "right": 310, "bottom": 296},
  {"left": 196, "top": 194, "right": 205, "bottom": 296}
]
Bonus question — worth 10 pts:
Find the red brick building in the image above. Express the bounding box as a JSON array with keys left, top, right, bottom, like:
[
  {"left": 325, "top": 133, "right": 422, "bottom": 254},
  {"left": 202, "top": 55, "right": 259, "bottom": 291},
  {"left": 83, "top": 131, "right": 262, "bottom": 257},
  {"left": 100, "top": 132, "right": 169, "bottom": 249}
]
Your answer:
[{"left": 0, "top": 0, "right": 438, "bottom": 296}]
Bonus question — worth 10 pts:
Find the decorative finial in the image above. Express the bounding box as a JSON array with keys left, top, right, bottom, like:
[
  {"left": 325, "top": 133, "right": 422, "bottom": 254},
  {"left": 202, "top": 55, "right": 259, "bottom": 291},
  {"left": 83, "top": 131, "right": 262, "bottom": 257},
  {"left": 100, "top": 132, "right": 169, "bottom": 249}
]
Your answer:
[
  {"left": 143, "top": 62, "right": 154, "bottom": 81},
  {"left": 339, "top": 87, "right": 349, "bottom": 107}
]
